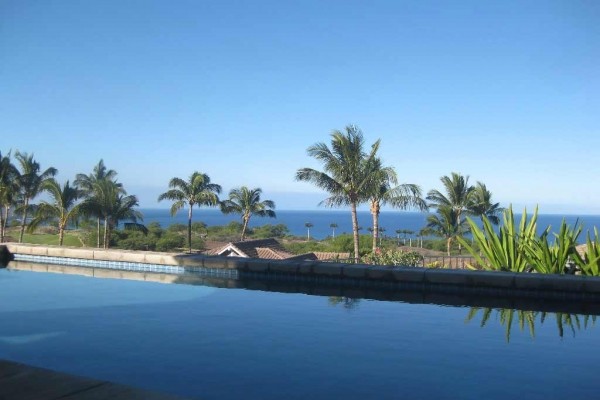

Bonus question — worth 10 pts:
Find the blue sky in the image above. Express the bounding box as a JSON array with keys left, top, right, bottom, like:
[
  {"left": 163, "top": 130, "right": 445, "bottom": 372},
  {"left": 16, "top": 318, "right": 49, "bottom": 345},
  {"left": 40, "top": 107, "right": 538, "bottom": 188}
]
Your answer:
[{"left": 1, "top": 0, "right": 598, "bottom": 213}]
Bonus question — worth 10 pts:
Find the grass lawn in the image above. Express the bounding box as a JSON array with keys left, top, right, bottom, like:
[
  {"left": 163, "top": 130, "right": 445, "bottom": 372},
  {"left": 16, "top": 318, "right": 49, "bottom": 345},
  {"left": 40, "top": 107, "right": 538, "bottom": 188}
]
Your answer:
[{"left": 5, "top": 229, "right": 84, "bottom": 247}]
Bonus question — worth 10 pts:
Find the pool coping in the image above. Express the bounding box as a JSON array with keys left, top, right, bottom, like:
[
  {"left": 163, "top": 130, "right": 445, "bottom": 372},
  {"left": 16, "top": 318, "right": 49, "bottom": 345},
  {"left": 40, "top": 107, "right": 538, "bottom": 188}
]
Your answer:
[
  {"left": 5, "top": 243, "right": 600, "bottom": 301},
  {"left": 0, "top": 359, "right": 189, "bottom": 399}
]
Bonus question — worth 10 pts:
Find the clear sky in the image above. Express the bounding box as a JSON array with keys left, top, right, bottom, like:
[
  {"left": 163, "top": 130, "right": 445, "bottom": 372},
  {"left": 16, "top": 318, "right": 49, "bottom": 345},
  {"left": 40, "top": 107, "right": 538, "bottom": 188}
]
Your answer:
[{"left": 1, "top": 0, "right": 598, "bottom": 213}]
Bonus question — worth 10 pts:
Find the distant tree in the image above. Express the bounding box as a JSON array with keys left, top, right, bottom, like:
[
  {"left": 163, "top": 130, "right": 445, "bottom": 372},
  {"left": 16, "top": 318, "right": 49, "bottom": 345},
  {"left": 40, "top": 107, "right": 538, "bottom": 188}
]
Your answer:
[
  {"left": 158, "top": 172, "right": 221, "bottom": 253},
  {"left": 0, "top": 151, "right": 18, "bottom": 242},
  {"left": 75, "top": 159, "right": 121, "bottom": 248},
  {"left": 330, "top": 222, "right": 338, "bottom": 239},
  {"left": 424, "top": 206, "right": 467, "bottom": 256},
  {"left": 305, "top": 222, "right": 314, "bottom": 241},
  {"left": 365, "top": 158, "right": 427, "bottom": 252},
  {"left": 27, "top": 179, "right": 81, "bottom": 246},
  {"left": 427, "top": 172, "right": 475, "bottom": 254},
  {"left": 80, "top": 179, "right": 142, "bottom": 248},
  {"left": 14, "top": 152, "right": 58, "bottom": 243},
  {"left": 296, "top": 125, "right": 381, "bottom": 262},
  {"left": 220, "top": 186, "right": 276, "bottom": 241},
  {"left": 469, "top": 182, "right": 504, "bottom": 225}
]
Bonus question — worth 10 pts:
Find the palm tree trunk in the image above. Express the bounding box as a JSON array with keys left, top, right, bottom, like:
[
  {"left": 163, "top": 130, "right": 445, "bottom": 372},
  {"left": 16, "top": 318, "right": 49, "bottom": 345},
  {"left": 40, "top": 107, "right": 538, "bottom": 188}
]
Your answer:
[
  {"left": 96, "top": 217, "right": 101, "bottom": 248},
  {"left": 0, "top": 208, "right": 4, "bottom": 242},
  {"left": 1, "top": 206, "right": 9, "bottom": 242},
  {"left": 187, "top": 205, "right": 193, "bottom": 253},
  {"left": 103, "top": 217, "right": 109, "bottom": 249},
  {"left": 351, "top": 201, "right": 360, "bottom": 263},
  {"left": 241, "top": 216, "right": 249, "bottom": 241},
  {"left": 447, "top": 237, "right": 452, "bottom": 256},
  {"left": 19, "top": 198, "right": 29, "bottom": 243},
  {"left": 370, "top": 201, "right": 380, "bottom": 252},
  {"left": 59, "top": 225, "right": 65, "bottom": 246}
]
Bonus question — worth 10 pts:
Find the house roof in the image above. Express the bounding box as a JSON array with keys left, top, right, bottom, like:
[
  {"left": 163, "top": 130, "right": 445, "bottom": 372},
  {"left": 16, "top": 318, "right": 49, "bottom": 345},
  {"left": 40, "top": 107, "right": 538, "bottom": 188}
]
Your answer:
[{"left": 212, "top": 238, "right": 350, "bottom": 262}]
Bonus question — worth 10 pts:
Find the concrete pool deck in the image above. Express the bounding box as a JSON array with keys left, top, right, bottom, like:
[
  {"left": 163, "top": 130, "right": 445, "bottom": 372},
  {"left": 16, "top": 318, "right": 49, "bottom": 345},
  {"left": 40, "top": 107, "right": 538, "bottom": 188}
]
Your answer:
[{"left": 0, "top": 359, "right": 189, "bottom": 399}]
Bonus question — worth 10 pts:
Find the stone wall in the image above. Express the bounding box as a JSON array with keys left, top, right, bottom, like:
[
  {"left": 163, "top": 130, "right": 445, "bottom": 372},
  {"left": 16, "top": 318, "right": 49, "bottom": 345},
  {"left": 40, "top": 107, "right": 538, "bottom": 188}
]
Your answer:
[{"left": 6, "top": 243, "right": 600, "bottom": 300}]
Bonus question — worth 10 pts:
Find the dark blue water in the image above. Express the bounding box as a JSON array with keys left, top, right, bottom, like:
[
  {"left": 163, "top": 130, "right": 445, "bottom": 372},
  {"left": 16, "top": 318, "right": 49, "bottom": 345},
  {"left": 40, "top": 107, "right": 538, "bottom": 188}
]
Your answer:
[
  {"left": 0, "top": 269, "right": 598, "bottom": 399},
  {"left": 139, "top": 208, "right": 600, "bottom": 241}
]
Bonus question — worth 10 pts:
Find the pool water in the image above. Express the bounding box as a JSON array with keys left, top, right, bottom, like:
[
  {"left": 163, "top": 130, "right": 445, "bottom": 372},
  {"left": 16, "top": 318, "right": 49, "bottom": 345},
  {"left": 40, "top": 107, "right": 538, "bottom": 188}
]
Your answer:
[{"left": 0, "top": 268, "right": 598, "bottom": 399}]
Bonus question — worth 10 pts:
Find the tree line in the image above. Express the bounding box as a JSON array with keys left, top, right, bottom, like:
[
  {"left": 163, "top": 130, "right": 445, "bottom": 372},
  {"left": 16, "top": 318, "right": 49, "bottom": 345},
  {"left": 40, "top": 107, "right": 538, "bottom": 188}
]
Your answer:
[
  {"left": 296, "top": 125, "right": 503, "bottom": 261},
  {"left": 0, "top": 151, "right": 277, "bottom": 251}
]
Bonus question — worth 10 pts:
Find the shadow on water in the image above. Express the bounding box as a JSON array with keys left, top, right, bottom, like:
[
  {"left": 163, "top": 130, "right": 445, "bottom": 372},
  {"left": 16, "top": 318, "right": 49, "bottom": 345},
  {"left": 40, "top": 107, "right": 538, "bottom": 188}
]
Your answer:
[
  {"left": 0, "top": 245, "right": 14, "bottom": 268},
  {"left": 465, "top": 307, "right": 597, "bottom": 342}
]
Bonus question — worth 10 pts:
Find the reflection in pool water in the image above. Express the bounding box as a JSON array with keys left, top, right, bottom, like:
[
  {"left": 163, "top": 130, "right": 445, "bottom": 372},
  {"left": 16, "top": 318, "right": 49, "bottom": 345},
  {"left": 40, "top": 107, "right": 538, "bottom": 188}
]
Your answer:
[
  {"left": 465, "top": 307, "right": 597, "bottom": 342},
  {"left": 0, "top": 267, "right": 599, "bottom": 399}
]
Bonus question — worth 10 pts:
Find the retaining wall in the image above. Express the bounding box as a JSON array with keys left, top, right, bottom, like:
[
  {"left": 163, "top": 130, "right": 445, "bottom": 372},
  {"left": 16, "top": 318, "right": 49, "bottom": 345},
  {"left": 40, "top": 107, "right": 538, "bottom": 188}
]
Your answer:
[{"left": 5, "top": 243, "right": 600, "bottom": 300}]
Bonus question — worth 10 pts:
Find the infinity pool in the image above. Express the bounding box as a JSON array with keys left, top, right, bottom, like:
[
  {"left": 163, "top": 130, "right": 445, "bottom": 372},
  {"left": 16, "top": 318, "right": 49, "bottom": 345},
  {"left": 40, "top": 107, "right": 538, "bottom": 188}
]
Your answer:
[{"left": 0, "top": 266, "right": 598, "bottom": 399}]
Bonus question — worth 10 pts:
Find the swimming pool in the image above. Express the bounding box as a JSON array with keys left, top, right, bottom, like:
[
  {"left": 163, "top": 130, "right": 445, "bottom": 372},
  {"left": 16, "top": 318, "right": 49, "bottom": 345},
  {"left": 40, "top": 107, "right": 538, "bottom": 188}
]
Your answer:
[{"left": 0, "top": 265, "right": 598, "bottom": 399}]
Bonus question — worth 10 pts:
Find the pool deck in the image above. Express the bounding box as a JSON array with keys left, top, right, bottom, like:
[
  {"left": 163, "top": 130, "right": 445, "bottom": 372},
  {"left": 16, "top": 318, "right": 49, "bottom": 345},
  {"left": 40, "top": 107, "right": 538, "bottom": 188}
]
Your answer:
[{"left": 0, "top": 360, "right": 189, "bottom": 400}]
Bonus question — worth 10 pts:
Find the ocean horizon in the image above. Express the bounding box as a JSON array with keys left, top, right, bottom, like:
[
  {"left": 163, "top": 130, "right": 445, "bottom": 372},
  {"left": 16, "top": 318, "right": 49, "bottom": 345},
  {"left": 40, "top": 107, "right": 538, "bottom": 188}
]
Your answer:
[{"left": 138, "top": 208, "right": 600, "bottom": 241}]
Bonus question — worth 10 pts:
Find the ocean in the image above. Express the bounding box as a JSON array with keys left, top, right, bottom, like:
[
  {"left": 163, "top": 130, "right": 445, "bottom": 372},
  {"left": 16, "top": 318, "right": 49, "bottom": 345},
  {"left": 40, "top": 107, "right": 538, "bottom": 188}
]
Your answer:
[{"left": 138, "top": 208, "right": 600, "bottom": 242}]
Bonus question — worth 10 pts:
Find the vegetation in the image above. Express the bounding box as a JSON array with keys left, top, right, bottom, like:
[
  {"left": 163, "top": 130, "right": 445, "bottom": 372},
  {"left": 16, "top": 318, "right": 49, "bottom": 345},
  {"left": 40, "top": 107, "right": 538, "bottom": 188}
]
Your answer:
[
  {"left": 363, "top": 248, "right": 423, "bottom": 267},
  {"left": 14, "top": 151, "right": 58, "bottom": 243},
  {"left": 365, "top": 157, "right": 427, "bottom": 252},
  {"left": 296, "top": 125, "right": 382, "bottom": 262},
  {"left": 158, "top": 172, "right": 221, "bottom": 253},
  {"left": 220, "top": 186, "right": 276, "bottom": 241},
  {"left": 0, "top": 151, "right": 18, "bottom": 242},
  {"left": 75, "top": 159, "right": 120, "bottom": 248},
  {"left": 27, "top": 179, "right": 81, "bottom": 246}
]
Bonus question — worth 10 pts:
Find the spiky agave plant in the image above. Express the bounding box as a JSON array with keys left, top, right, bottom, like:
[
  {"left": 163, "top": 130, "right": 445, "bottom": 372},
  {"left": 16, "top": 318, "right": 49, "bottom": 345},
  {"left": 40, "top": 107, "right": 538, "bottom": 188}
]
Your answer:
[
  {"left": 572, "top": 228, "right": 600, "bottom": 276},
  {"left": 458, "top": 206, "right": 540, "bottom": 272},
  {"left": 523, "top": 219, "right": 581, "bottom": 274}
]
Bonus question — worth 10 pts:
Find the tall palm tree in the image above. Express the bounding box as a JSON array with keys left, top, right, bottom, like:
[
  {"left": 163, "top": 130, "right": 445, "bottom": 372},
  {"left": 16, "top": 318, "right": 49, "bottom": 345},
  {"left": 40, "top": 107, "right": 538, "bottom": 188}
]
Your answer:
[
  {"left": 28, "top": 179, "right": 81, "bottom": 246},
  {"left": 158, "top": 172, "right": 221, "bottom": 253},
  {"left": 427, "top": 172, "right": 475, "bottom": 226},
  {"left": 220, "top": 186, "right": 276, "bottom": 241},
  {"left": 296, "top": 125, "right": 380, "bottom": 263},
  {"left": 424, "top": 206, "right": 467, "bottom": 256},
  {"left": 427, "top": 172, "right": 475, "bottom": 254},
  {"left": 366, "top": 158, "right": 428, "bottom": 252},
  {"left": 305, "top": 222, "right": 314, "bottom": 241},
  {"left": 469, "top": 182, "right": 504, "bottom": 225},
  {"left": 0, "top": 151, "right": 18, "bottom": 242},
  {"left": 14, "top": 151, "right": 58, "bottom": 243},
  {"left": 75, "top": 160, "right": 121, "bottom": 248},
  {"left": 80, "top": 179, "right": 142, "bottom": 249}
]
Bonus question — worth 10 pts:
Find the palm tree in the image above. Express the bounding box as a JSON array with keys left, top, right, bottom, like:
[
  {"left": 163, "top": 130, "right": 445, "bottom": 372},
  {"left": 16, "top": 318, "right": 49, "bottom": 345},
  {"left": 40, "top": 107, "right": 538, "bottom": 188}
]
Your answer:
[
  {"left": 469, "top": 182, "right": 504, "bottom": 225},
  {"left": 27, "top": 179, "right": 81, "bottom": 246},
  {"left": 14, "top": 152, "right": 58, "bottom": 243},
  {"left": 305, "top": 222, "right": 314, "bottom": 241},
  {"left": 427, "top": 172, "right": 474, "bottom": 254},
  {"left": 158, "top": 172, "right": 221, "bottom": 253},
  {"left": 220, "top": 186, "right": 276, "bottom": 241},
  {"left": 296, "top": 125, "right": 380, "bottom": 263},
  {"left": 427, "top": 172, "right": 474, "bottom": 226},
  {"left": 424, "top": 206, "right": 467, "bottom": 256},
  {"left": 366, "top": 158, "right": 428, "bottom": 252},
  {"left": 0, "top": 151, "right": 18, "bottom": 242},
  {"left": 79, "top": 179, "right": 138, "bottom": 249},
  {"left": 330, "top": 222, "right": 338, "bottom": 239},
  {"left": 75, "top": 160, "right": 121, "bottom": 248}
]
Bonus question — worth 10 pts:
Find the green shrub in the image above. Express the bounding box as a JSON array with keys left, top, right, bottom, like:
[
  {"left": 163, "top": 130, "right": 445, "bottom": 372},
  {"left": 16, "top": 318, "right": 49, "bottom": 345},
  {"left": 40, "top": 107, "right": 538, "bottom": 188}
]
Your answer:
[
  {"left": 363, "top": 249, "right": 423, "bottom": 267},
  {"left": 156, "top": 233, "right": 185, "bottom": 252}
]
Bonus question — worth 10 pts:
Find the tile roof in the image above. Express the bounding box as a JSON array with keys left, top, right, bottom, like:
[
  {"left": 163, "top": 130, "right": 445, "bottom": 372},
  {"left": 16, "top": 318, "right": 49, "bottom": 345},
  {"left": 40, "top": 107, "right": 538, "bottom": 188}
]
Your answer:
[{"left": 213, "top": 238, "right": 351, "bottom": 262}]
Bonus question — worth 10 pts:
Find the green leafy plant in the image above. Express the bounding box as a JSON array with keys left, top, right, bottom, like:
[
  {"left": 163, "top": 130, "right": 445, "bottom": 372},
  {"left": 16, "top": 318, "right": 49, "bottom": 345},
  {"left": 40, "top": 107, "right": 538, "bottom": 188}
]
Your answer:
[
  {"left": 458, "top": 206, "right": 540, "bottom": 272},
  {"left": 363, "top": 248, "right": 423, "bottom": 267},
  {"left": 572, "top": 228, "right": 600, "bottom": 276},
  {"left": 524, "top": 219, "right": 581, "bottom": 274}
]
